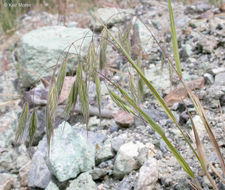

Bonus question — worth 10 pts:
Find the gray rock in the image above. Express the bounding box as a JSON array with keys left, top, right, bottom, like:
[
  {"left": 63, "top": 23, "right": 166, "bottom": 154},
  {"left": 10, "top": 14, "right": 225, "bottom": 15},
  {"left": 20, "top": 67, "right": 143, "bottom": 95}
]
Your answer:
[
  {"left": 0, "top": 112, "right": 18, "bottom": 148},
  {"left": 134, "top": 20, "right": 154, "bottom": 54},
  {"left": 117, "top": 177, "right": 134, "bottom": 190},
  {"left": 111, "top": 134, "right": 127, "bottom": 152},
  {"left": 188, "top": 115, "right": 206, "bottom": 141},
  {"left": 96, "top": 139, "right": 115, "bottom": 165},
  {"left": 184, "top": 3, "right": 211, "bottom": 14},
  {"left": 197, "top": 36, "right": 218, "bottom": 54},
  {"left": 28, "top": 137, "right": 51, "bottom": 189},
  {"left": 19, "top": 26, "right": 93, "bottom": 87},
  {"left": 90, "top": 8, "right": 134, "bottom": 31},
  {"left": 203, "top": 73, "right": 214, "bottom": 85},
  {"left": 46, "top": 122, "right": 95, "bottom": 182},
  {"left": 66, "top": 172, "right": 97, "bottom": 190},
  {"left": 113, "top": 142, "right": 144, "bottom": 179},
  {"left": 144, "top": 65, "right": 170, "bottom": 94},
  {"left": 0, "top": 146, "right": 19, "bottom": 173},
  {"left": 136, "top": 144, "right": 156, "bottom": 166},
  {"left": 180, "top": 44, "right": 192, "bottom": 61},
  {"left": 89, "top": 168, "right": 108, "bottom": 180},
  {"left": 220, "top": 94, "right": 225, "bottom": 106},
  {"left": 16, "top": 145, "right": 30, "bottom": 170},
  {"left": 214, "top": 72, "right": 225, "bottom": 86},
  {"left": 45, "top": 181, "right": 59, "bottom": 190},
  {"left": 135, "top": 158, "right": 158, "bottom": 190},
  {"left": 0, "top": 173, "right": 18, "bottom": 190},
  {"left": 207, "top": 67, "right": 225, "bottom": 76}
]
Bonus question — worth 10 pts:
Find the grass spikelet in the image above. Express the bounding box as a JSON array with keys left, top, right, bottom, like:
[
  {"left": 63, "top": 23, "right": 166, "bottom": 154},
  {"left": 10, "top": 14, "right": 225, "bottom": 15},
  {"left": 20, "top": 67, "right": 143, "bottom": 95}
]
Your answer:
[
  {"left": 56, "top": 59, "right": 67, "bottom": 96},
  {"left": 99, "top": 28, "right": 108, "bottom": 70},
  {"left": 16, "top": 101, "right": 29, "bottom": 143},
  {"left": 88, "top": 41, "right": 96, "bottom": 77},
  {"left": 46, "top": 77, "right": 58, "bottom": 153},
  {"left": 95, "top": 75, "right": 101, "bottom": 118},
  {"left": 28, "top": 109, "right": 37, "bottom": 146},
  {"left": 78, "top": 79, "right": 89, "bottom": 127}
]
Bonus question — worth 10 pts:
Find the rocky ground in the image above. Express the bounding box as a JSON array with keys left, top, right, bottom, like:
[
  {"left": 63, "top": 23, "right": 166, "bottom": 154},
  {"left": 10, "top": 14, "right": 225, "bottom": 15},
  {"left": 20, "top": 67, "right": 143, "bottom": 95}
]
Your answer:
[{"left": 0, "top": 0, "right": 225, "bottom": 189}]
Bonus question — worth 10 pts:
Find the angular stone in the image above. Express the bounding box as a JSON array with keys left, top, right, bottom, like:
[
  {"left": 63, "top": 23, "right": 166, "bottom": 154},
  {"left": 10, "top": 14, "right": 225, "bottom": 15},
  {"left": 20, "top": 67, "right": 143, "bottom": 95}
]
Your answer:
[
  {"left": 19, "top": 26, "right": 93, "bottom": 87},
  {"left": 111, "top": 134, "right": 127, "bottom": 152},
  {"left": 89, "top": 168, "right": 108, "bottom": 180},
  {"left": 96, "top": 139, "right": 115, "bottom": 165},
  {"left": 188, "top": 115, "right": 207, "bottom": 141},
  {"left": 28, "top": 137, "right": 51, "bottom": 189},
  {"left": 113, "top": 142, "right": 144, "bottom": 179},
  {"left": 46, "top": 122, "right": 95, "bottom": 182},
  {"left": 66, "top": 172, "right": 97, "bottom": 190},
  {"left": 136, "top": 158, "right": 158, "bottom": 190},
  {"left": 45, "top": 181, "right": 59, "bottom": 190},
  {"left": 114, "top": 110, "right": 134, "bottom": 128},
  {"left": 134, "top": 20, "right": 154, "bottom": 55},
  {"left": 19, "top": 161, "right": 31, "bottom": 187},
  {"left": 214, "top": 72, "right": 225, "bottom": 86},
  {"left": 0, "top": 173, "right": 17, "bottom": 190}
]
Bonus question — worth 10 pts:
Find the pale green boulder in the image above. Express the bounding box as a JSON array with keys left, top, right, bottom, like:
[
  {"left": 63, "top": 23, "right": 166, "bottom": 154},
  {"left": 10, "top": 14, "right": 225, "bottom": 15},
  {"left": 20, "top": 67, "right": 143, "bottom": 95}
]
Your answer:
[
  {"left": 46, "top": 122, "right": 95, "bottom": 182},
  {"left": 19, "top": 26, "right": 93, "bottom": 87}
]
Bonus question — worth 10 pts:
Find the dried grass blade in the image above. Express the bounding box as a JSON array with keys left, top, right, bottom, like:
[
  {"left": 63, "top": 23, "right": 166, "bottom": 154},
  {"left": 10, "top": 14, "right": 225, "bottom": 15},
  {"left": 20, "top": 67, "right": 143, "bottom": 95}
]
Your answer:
[
  {"left": 209, "top": 163, "right": 225, "bottom": 184},
  {"left": 137, "top": 55, "right": 144, "bottom": 103},
  {"left": 188, "top": 90, "right": 225, "bottom": 175},
  {"left": 109, "top": 90, "right": 136, "bottom": 115},
  {"left": 102, "top": 25, "right": 199, "bottom": 161},
  {"left": 116, "top": 85, "right": 195, "bottom": 179},
  {"left": 185, "top": 103, "right": 218, "bottom": 189},
  {"left": 168, "top": 0, "right": 182, "bottom": 78}
]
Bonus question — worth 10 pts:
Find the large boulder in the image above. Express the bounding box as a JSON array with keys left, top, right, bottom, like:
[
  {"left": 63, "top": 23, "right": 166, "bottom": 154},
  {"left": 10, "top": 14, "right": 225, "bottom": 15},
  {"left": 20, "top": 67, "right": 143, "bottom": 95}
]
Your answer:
[
  {"left": 46, "top": 122, "right": 95, "bottom": 182},
  {"left": 19, "top": 26, "right": 93, "bottom": 87}
]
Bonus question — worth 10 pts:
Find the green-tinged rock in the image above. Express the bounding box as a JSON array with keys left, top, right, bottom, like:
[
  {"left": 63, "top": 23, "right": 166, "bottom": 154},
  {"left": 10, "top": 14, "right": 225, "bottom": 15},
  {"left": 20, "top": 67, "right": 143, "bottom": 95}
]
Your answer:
[
  {"left": 45, "top": 181, "right": 59, "bottom": 190},
  {"left": 144, "top": 65, "right": 170, "bottom": 94},
  {"left": 66, "top": 172, "right": 97, "bottom": 190},
  {"left": 18, "top": 26, "right": 93, "bottom": 87},
  {"left": 89, "top": 168, "right": 108, "bottom": 180},
  {"left": 113, "top": 142, "right": 144, "bottom": 179},
  {"left": 0, "top": 112, "right": 19, "bottom": 148},
  {"left": 46, "top": 122, "right": 95, "bottom": 182},
  {"left": 95, "top": 139, "right": 115, "bottom": 164}
]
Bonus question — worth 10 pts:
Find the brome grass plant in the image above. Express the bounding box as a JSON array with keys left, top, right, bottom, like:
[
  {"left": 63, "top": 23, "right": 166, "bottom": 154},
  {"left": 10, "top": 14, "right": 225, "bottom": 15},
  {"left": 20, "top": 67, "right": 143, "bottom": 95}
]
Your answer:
[{"left": 16, "top": 1, "right": 225, "bottom": 189}]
